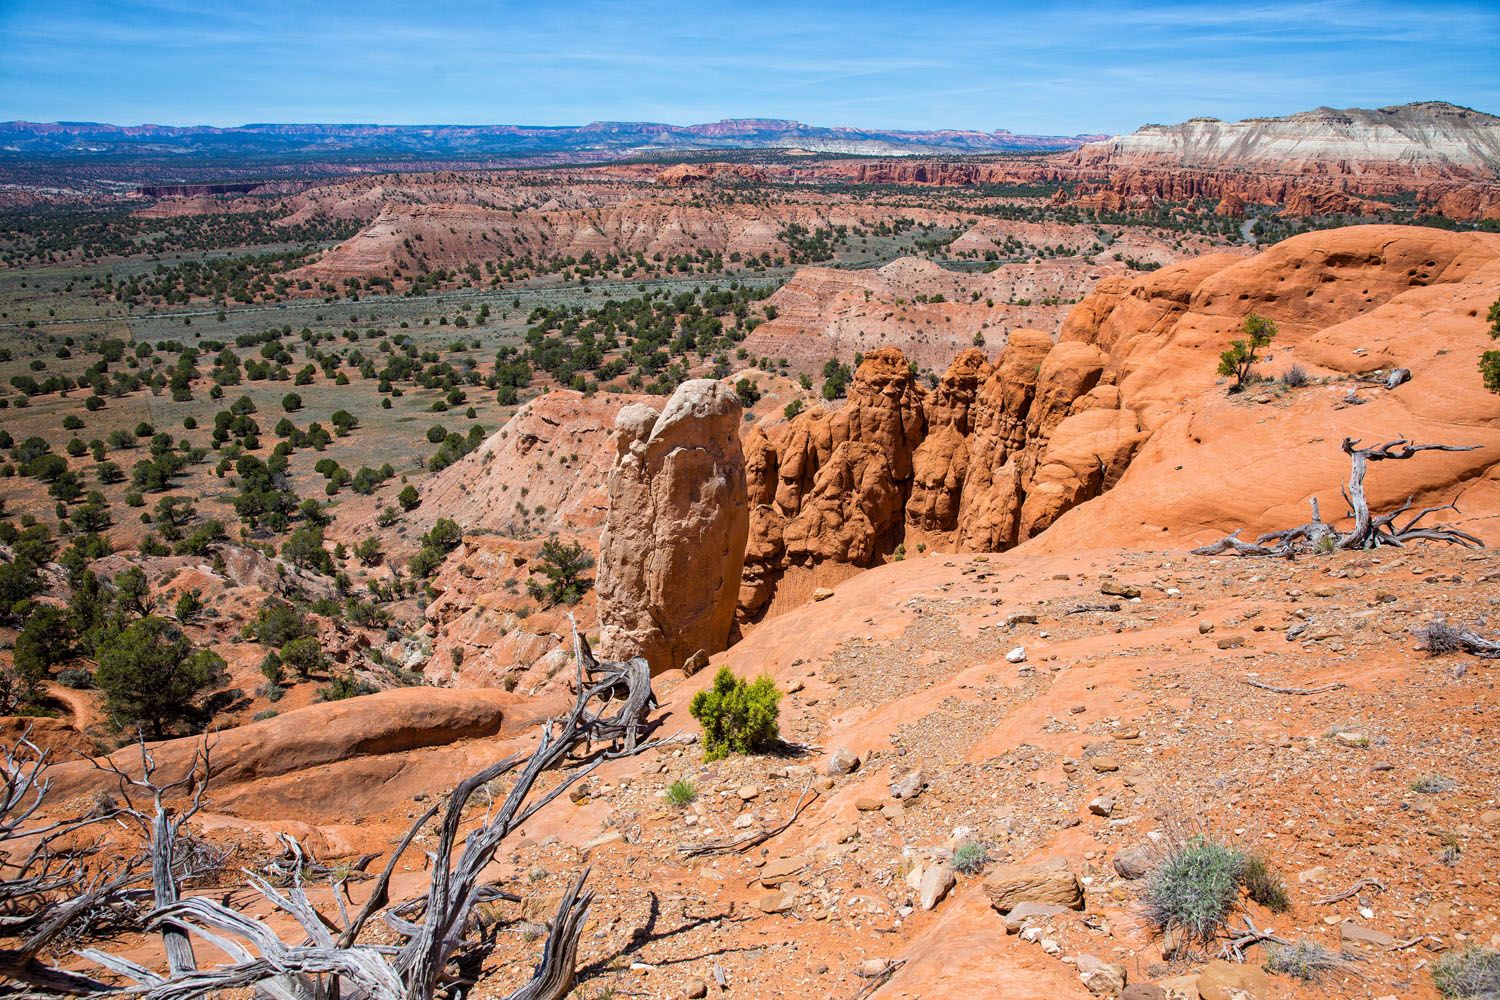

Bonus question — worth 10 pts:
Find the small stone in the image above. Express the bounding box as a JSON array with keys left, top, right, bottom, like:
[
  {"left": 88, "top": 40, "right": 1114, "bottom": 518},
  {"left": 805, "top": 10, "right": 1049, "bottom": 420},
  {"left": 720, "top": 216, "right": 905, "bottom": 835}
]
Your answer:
[
  {"left": 737, "top": 785, "right": 760, "bottom": 801},
  {"left": 829, "top": 823, "right": 858, "bottom": 845},
  {"left": 1112, "top": 727, "right": 1140, "bottom": 740},
  {"left": 857, "top": 958, "right": 889, "bottom": 977},
  {"left": 1089, "top": 795, "right": 1115, "bottom": 817},
  {"left": 918, "top": 866, "right": 956, "bottom": 911},
  {"left": 1154, "top": 976, "right": 1199, "bottom": 1000},
  {"left": 811, "top": 587, "right": 835, "bottom": 602},
  {"left": 855, "top": 796, "right": 883, "bottom": 812},
  {"left": 683, "top": 976, "right": 708, "bottom": 999},
  {"left": 753, "top": 890, "right": 793, "bottom": 913},
  {"left": 1002, "top": 901, "right": 1070, "bottom": 933},
  {"left": 1340, "top": 921, "right": 1397, "bottom": 949},
  {"left": 1197, "top": 622, "right": 1214, "bottom": 634},
  {"left": 826, "top": 748, "right": 860, "bottom": 775},
  {"left": 1006, "top": 646, "right": 1027, "bottom": 664},
  {"left": 1090, "top": 757, "right": 1120, "bottom": 773},
  {"left": 1113, "top": 844, "right": 1152, "bottom": 880},
  {"left": 1101, "top": 580, "right": 1141, "bottom": 599},
  {"left": 1077, "top": 953, "right": 1128, "bottom": 995},
  {"left": 681, "top": 649, "right": 709, "bottom": 676},
  {"left": 889, "top": 769, "right": 925, "bottom": 800},
  {"left": 1216, "top": 635, "right": 1246, "bottom": 650},
  {"left": 1121, "top": 986, "right": 1165, "bottom": 1000}
]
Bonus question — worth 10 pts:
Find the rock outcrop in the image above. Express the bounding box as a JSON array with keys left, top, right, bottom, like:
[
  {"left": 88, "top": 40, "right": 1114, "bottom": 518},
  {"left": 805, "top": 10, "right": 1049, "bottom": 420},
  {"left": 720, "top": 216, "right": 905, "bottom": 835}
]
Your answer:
[
  {"left": 597, "top": 380, "right": 750, "bottom": 672},
  {"left": 739, "top": 338, "right": 1147, "bottom": 618},
  {"left": 738, "top": 224, "right": 1500, "bottom": 616}
]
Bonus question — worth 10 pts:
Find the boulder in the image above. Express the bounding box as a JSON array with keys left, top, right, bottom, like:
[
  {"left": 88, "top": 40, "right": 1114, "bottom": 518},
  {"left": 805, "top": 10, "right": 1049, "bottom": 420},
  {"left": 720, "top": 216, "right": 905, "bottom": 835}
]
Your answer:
[
  {"left": 1076, "top": 953, "right": 1127, "bottom": 996},
  {"left": 982, "top": 858, "right": 1084, "bottom": 913},
  {"left": 917, "top": 865, "right": 956, "bottom": 911},
  {"left": 1113, "top": 844, "right": 1153, "bottom": 880},
  {"left": 597, "top": 380, "right": 749, "bottom": 672}
]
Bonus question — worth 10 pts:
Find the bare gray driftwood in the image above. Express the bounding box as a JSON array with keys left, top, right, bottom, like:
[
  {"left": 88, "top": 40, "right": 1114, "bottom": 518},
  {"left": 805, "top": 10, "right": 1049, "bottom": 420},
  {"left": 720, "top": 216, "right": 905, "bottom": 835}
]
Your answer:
[
  {"left": 85, "top": 619, "right": 664, "bottom": 1000},
  {"left": 1193, "top": 438, "right": 1483, "bottom": 557}
]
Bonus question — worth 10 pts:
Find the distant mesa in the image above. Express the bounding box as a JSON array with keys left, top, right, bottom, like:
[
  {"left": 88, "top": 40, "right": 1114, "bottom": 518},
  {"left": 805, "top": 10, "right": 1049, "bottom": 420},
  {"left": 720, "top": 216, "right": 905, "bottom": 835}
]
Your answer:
[{"left": 0, "top": 117, "right": 1105, "bottom": 159}]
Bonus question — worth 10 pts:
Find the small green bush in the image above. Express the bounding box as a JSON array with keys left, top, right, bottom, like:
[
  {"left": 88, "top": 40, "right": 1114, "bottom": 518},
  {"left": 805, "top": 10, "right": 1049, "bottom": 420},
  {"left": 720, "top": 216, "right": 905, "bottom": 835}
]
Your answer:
[
  {"left": 1433, "top": 945, "right": 1500, "bottom": 999},
  {"left": 951, "top": 842, "right": 988, "bottom": 875},
  {"left": 1241, "top": 853, "right": 1289, "bottom": 913},
  {"left": 666, "top": 779, "right": 697, "bottom": 807},
  {"left": 1143, "top": 835, "right": 1244, "bottom": 944},
  {"left": 689, "top": 667, "right": 781, "bottom": 761}
]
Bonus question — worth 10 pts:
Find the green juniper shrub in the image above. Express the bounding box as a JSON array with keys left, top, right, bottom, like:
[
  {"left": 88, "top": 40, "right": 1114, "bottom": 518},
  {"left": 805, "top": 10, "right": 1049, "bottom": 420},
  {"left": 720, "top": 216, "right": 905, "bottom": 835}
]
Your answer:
[
  {"left": 280, "top": 636, "right": 327, "bottom": 679},
  {"left": 318, "top": 672, "right": 375, "bottom": 702},
  {"left": 94, "top": 616, "right": 228, "bottom": 738},
  {"left": 689, "top": 667, "right": 781, "bottom": 762}
]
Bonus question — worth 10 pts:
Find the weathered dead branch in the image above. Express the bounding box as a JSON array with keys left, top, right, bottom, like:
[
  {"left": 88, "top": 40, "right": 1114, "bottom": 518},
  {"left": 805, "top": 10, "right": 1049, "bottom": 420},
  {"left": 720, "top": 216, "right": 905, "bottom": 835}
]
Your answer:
[
  {"left": 677, "top": 779, "right": 818, "bottom": 859},
  {"left": 1312, "top": 877, "right": 1386, "bottom": 906},
  {"left": 1193, "top": 438, "right": 1484, "bottom": 557},
  {"left": 1243, "top": 678, "right": 1346, "bottom": 696},
  {"left": 850, "top": 957, "right": 906, "bottom": 1000},
  {"left": 1218, "top": 916, "right": 1290, "bottom": 962},
  {"left": 0, "top": 730, "right": 148, "bottom": 996},
  {"left": 84, "top": 619, "right": 663, "bottom": 1000}
]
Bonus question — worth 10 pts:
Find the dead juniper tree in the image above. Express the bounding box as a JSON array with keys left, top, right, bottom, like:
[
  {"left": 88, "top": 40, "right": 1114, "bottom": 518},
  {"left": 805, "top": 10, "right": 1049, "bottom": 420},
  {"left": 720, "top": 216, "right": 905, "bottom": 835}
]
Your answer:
[
  {"left": 1192, "top": 437, "right": 1484, "bottom": 556},
  {"left": 0, "top": 732, "right": 142, "bottom": 995},
  {"left": 83, "top": 619, "right": 663, "bottom": 1000}
]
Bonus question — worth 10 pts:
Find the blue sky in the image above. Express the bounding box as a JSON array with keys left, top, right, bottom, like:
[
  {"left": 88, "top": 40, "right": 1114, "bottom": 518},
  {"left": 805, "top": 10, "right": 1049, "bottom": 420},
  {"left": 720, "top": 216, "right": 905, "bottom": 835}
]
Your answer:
[{"left": 2, "top": 0, "right": 1498, "bottom": 134}]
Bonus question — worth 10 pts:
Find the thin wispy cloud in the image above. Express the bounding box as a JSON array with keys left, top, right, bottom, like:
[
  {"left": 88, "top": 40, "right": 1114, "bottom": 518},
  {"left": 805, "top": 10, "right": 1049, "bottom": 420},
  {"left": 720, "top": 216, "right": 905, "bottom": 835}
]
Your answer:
[{"left": 0, "top": 0, "right": 1495, "bottom": 132}]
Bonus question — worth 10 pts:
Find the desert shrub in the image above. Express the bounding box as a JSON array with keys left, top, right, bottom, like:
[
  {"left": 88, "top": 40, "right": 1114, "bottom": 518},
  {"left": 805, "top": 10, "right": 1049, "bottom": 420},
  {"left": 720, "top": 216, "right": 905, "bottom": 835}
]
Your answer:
[
  {"left": 1416, "top": 617, "right": 1470, "bottom": 654},
  {"left": 397, "top": 485, "right": 421, "bottom": 511},
  {"left": 666, "top": 779, "right": 697, "bottom": 807},
  {"left": 94, "top": 616, "right": 228, "bottom": 737},
  {"left": 1279, "top": 364, "right": 1310, "bottom": 388},
  {"left": 951, "top": 842, "right": 989, "bottom": 875},
  {"left": 248, "top": 601, "right": 310, "bottom": 647},
  {"left": 1217, "top": 313, "right": 1277, "bottom": 392},
  {"left": 1241, "top": 853, "right": 1289, "bottom": 913},
  {"left": 1481, "top": 295, "right": 1500, "bottom": 393},
  {"left": 174, "top": 589, "right": 205, "bottom": 624},
  {"left": 689, "top": 667, "right": 781, "bottom": 761},
  {"left": 280, "top": 636, "right": 327, "bottom": 679},
  {"left": 252, "top": 709, "right": 278, "bottom": 722},
  {"left": 259, "top": 652, "right": 286, "bottom": 687},
  {"left": 1412, "top": 774, "right": 1457, "bottom": 793},
  {"left": 318, "top": 672, "right": 375, "bottom": 702},
  {"left": 525, "top": 537, "right": 595, "bottom": 606},
  {"left": 57, "top": 667, "right": 94, "bottom": 689},
  {"left": 1143, "top": 835, "right": 1244, "bottom": 943},
  {"left": 1433, "top": 945, "right": 1500, "bottom": 999},
  {"left": 1264, "top": 939, "right": 1347, "bottom": 982}
]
